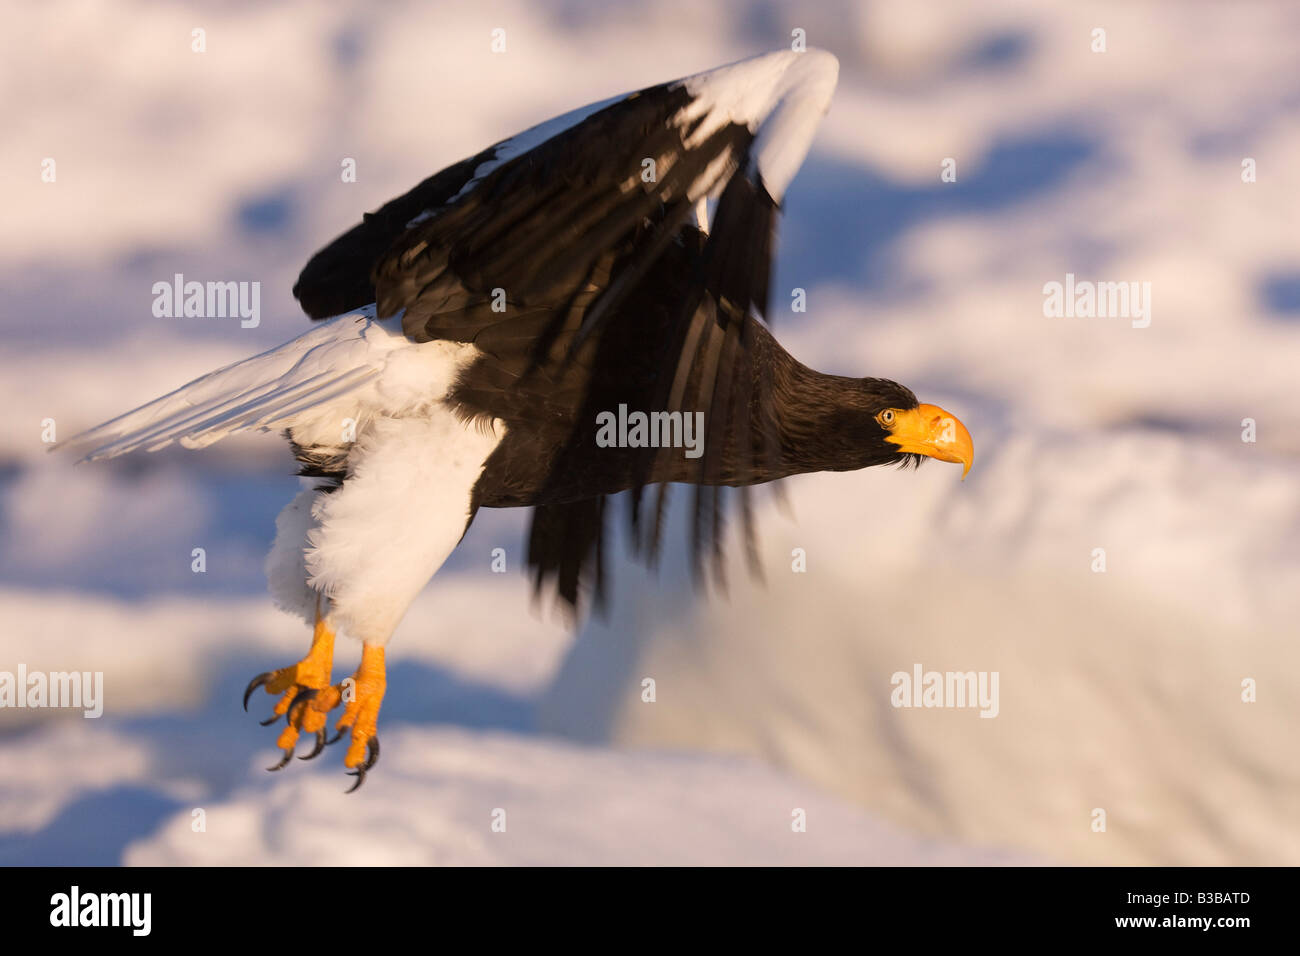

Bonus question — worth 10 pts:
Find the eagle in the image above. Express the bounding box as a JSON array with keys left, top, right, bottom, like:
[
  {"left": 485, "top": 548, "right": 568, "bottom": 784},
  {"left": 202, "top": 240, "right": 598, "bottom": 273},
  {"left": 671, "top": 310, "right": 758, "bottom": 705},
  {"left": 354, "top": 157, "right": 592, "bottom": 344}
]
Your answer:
[{"left": 62, "top": 50, "right": 973, "bottom": 790}]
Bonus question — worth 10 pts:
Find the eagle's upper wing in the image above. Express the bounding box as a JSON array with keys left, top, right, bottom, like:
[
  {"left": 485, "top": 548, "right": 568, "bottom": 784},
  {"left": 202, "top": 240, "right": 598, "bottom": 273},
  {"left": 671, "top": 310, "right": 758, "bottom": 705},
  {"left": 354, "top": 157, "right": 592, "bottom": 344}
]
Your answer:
[{"left": 292, "top": 50, "right": 839, "bottom": 612}]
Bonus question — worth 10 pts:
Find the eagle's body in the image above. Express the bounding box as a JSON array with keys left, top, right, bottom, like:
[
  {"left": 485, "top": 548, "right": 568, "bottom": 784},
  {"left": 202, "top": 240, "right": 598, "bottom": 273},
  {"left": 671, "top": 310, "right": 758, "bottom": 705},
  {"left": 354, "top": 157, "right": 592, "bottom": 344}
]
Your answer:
[{"left": 63, "top": 50, "right": 972, "bottom": 788}]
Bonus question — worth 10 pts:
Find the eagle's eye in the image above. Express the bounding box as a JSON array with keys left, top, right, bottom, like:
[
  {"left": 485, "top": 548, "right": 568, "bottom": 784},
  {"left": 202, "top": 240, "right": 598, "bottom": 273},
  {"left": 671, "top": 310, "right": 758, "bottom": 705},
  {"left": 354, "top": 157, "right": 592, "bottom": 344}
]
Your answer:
[{"left": 877, "top": 409, "right": 896, "bottom": 427}]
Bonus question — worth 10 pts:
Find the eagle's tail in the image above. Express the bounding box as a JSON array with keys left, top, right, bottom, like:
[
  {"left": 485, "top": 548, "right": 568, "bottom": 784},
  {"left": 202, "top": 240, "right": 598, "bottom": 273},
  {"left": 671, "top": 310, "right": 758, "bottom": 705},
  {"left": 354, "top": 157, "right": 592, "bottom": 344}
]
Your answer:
[{"left": 58, "top": 309, "right": 390, "bottom": 462}]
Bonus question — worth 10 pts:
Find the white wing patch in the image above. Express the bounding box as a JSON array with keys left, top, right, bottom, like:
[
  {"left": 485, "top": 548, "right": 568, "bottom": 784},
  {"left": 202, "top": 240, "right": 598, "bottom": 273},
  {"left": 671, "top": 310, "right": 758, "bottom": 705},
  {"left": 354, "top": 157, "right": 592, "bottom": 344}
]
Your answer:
[{"left": 678, "top": 49, "right": 838, "bottom": 200}]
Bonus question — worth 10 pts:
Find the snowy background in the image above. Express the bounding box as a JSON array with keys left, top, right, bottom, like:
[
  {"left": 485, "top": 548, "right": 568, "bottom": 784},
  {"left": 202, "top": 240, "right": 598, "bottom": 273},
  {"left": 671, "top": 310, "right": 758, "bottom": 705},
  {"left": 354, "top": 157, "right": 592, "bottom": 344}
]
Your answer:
[{"left": 2, "top": 0, "right": 1298, "bottom": 865}]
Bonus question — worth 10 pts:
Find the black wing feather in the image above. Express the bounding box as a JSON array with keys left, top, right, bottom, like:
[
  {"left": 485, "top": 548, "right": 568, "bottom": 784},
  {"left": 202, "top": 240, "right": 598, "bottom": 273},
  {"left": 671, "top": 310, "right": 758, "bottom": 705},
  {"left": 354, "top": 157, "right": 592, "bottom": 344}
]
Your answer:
[{"left": 293, "top": 147, "right": 495, "bottom": 320}]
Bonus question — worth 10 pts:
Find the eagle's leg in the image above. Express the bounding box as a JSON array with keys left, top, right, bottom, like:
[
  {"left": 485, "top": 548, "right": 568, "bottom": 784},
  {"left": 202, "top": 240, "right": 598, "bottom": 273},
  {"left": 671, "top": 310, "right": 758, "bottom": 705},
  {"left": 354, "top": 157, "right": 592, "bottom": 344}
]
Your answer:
[{"left": 242, "top": 597, "right": 336, "bottom": 764}]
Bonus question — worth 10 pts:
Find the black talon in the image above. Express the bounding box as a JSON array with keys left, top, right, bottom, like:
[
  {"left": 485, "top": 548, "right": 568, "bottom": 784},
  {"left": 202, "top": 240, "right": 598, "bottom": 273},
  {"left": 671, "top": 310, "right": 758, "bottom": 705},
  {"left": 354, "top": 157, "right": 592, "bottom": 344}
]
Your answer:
[
  {"left": 299, "top": 728, "right": 327, "bottom": 761},
  {"left": 343, "top": 738, "right": 379, "bottom": 793},
  {"left": 284, "top": 686, "right": 318, "bottom": 723},
  {"left": 345, "top": 768, "right": 366, "bottom": 793},
  {"left": 267, "top": 747, "right": 294, "bottom": 772},
  {"left": 326, "top": 725, "right": 348, "bottom": 746},
  {"left": 259, "top": 712, "right": 283, "bottom": 727},
  {"left": 243, "top": 672, "right": 273, "bottom": 711}
]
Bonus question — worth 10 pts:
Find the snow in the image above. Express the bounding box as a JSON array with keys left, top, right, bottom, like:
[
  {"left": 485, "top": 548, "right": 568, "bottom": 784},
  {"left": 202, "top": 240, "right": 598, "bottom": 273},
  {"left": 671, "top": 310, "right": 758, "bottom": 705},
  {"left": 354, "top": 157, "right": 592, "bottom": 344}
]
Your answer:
[
  {"left": 2, "top": 0, "right": 1299, "bottom": 865},
  {"left": 125, "top": 727, "right": 1032, "bottom": 866},
  {"left": 542, "top": 430, "right": 1300, "bottom": 865}
]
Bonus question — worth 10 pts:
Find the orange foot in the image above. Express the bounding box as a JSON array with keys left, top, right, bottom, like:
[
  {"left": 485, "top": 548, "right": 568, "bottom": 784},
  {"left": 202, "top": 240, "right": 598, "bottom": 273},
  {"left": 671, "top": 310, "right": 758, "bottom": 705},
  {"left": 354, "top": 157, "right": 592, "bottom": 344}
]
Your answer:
[
  {"left": 328, "top": 644, "right": 385, "bottom": 792},
  {"left": 243, "top": 622, "right": 386, "bottom": 793},
  {"left": 243, "top": 610, "right": 336, "bottom": 767}
]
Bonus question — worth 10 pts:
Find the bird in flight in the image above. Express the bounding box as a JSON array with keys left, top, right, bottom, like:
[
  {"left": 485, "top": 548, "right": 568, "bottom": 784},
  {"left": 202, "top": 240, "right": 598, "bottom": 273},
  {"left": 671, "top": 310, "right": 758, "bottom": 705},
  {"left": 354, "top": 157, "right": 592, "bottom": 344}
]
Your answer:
[{"left": 62, "top": 49, "right": 972, "bottom": 790}]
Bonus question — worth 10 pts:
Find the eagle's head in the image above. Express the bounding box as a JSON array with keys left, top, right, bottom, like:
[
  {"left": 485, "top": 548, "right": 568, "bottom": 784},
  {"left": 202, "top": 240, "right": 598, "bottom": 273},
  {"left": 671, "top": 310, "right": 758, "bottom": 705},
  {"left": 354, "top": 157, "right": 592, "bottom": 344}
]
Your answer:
[{"left": 861, "top": 378, "right": 974, "bottom": 479}]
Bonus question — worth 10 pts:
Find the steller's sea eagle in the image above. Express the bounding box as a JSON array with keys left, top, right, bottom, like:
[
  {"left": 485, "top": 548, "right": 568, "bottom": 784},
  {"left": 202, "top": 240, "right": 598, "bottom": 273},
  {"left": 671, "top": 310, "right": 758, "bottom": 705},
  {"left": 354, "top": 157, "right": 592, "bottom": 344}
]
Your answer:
[{"left": 62, "top": 50, "right": 973, "bottom": 790}]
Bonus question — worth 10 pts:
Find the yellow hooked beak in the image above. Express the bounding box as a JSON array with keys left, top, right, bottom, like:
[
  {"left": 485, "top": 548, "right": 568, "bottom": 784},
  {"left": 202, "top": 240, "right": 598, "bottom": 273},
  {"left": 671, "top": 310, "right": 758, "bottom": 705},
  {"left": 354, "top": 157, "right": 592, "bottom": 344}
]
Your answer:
[{"left": 881, "top": 403, "right": 974, "bottom": 479}]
